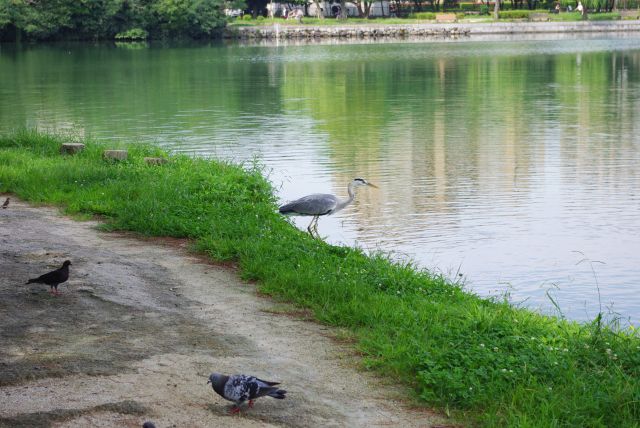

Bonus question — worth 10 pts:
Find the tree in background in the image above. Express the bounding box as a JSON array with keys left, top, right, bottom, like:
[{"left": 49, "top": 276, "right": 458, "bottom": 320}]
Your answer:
[{"left": 0, "top": 0, "right": 228, "bottom": 41}]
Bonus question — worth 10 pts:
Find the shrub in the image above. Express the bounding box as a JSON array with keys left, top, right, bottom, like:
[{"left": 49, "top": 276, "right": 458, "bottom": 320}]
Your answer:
[
  {"left": 114, "top": 28, "right": 149, "bottom": 41},
  {"left": 550, "top": 12, "right": 582, "bottom": 20},
  {"left": 256, "top": 15, "right": 265, "bottom": 21},
  {"left": 499, "top": 9, "right": 533, "bottom": 19},
  {"left": 479, "top": 5, "right": 489, "bottom": 15},
  {"left": 588, "top": 12, "right": 620, "bottom": 20},
  {"left": 409, "top": 12, "right": 437, "bottom": 19},
  {"left": 459, "top": 3, "right": 478, "bottom": 11},
  {"left": 242, "top": 14, "right": 252, "bottom": 21}
]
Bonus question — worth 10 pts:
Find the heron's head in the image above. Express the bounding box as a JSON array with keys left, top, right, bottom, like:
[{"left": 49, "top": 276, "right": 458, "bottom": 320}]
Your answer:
[{"left": 352, "top": 178, "right": 379, "bottom": 189}]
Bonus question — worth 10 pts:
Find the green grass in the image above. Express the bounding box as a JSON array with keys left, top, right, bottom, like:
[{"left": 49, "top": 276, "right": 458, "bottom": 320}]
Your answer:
[
  {"left": 232, "top": 11, "right": 628, "bottom": 25},
  {"left": 2, "top": 130, "right": 640, "bottom": 427},
  {"left": 550, "top": 12, "right": 584, "bottom": 21},
  {"left": 588, "top": 12, "right": 622, "bottom": 20},
  {"left": 229, "top": 12, "right": 625, "bottom": 27},
  {"left": 229, "top": 17, "right": 446, "bottom": 26}
]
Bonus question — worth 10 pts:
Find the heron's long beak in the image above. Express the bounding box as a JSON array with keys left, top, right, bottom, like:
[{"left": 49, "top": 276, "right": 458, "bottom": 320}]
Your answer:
[{"left": 368, "top": 183, "right": 379, "bottom": 189}]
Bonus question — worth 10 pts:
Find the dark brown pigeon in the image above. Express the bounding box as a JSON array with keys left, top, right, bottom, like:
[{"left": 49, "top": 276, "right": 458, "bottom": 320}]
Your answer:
[
  {"left": 1, "top": 197, "right": 9, "bottom": 209},
  {"left": 208, "top": 373, "right": 286, "bottom": 414},
  {"left": 26, "top": 260, "right": 71, "bottom": 295}
]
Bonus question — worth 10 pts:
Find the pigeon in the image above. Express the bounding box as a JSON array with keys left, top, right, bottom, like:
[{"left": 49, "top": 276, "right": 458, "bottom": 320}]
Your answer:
[
  {"left": 26, "top": 260, "right": 71, "bottom": 295},
  {"left": 208, "top": 373, "right": 286, "bottom": 414},
  {"left": 1, "top": 197, "right": 9, "bottom": 209},
  {"left": 142, "top": 422, "right": 156, "bottom": 428}
]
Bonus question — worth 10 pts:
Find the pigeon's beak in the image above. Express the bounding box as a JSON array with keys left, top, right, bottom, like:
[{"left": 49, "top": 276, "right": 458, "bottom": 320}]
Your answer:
[
  {"left": 368, "top": 183, "right": 379, "bottom": 189},
  {"left": 207, "top": 379, "right": 211, "bottom": 384}
]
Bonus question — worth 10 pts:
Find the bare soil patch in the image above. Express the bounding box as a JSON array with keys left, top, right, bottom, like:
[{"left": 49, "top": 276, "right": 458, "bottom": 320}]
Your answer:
[{"left": 0, "top": 198, "right": 447, "bottom": 427}]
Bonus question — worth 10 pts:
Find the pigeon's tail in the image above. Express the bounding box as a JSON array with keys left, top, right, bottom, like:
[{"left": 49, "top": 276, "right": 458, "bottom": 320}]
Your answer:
[{"left": 267, "top": 388, "right": 287, "bottom": 400}]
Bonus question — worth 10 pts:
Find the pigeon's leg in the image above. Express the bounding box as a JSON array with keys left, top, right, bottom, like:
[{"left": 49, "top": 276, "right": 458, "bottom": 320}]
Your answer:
[
  {"left": 229, "top": 406, "right": 241, "bottom": 415},
  {"left": 248, "top": 400, "right": 255, "bottom": 408}
]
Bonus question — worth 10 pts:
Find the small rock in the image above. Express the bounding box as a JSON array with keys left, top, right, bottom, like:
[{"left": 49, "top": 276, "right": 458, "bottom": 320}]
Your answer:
[
  {"left": 103, "top": 150, "right": 128, "bottom": 161},
  {"left": 144, "top": 157, "right": 168, "bottom": 166},
  {"left": 60, "top": 143, "right": 85, "bottom": 155}
]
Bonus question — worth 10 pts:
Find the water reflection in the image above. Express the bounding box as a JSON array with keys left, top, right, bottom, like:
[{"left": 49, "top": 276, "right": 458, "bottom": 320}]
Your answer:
[{"left": 1, "top": 38, "right": 639, "bottom": 323}]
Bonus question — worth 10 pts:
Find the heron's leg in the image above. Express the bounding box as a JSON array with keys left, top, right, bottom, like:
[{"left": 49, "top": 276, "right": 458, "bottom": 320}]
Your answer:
[
  {"left": 307, "top": 216, "right": 318, "bottom": 236},
  {"left": 312, "top": 216, "right": 322, "bottom": 239}
]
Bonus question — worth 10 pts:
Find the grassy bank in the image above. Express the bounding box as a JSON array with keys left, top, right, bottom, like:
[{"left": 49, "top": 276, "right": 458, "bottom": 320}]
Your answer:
[
  {"left": 229, "top": 11, "right": 631, "bottom": 26},
  {"left": 1, "top": 131, "right": 639, "bottom": 427}
]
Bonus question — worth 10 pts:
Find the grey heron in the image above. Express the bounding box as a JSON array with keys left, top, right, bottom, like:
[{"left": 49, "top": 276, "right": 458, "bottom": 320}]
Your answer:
[{"left": 278, "top": 178, "right": 378, "bottom": 238}]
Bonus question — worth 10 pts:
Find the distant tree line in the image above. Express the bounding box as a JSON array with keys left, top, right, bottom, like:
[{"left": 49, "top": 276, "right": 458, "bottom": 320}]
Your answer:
[{"left": 0, "top": 0, "right": 239, "bottom": 41}]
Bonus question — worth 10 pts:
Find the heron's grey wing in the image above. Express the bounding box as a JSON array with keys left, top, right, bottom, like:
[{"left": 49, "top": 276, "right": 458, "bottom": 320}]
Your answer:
[{"left": 279, "top": 194, "right": 338, "bottom": 216}]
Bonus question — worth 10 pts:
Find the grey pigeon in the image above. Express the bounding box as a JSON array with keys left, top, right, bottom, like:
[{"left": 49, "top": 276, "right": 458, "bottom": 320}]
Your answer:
[
  {"left": 142, "top": 422, "right": 156, "bottom": 428},
  {"left": 1, "top": 197, "right": 9, "bottom": 209},
  {"left": 208, "top": 373, "right": 286, "bottom": 414},
  {"left": 26, "top": 260, "right": 71, "bottom": 295}
]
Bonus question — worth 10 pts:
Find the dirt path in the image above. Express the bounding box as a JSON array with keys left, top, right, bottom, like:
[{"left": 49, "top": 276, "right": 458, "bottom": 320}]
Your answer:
[{"left": 0, "top": 198, "right": 446, "bottom": 428}]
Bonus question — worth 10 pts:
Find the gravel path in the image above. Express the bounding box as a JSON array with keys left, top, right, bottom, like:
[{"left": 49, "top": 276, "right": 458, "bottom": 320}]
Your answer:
[{"left": 0, "top": 198, "right": 447, "bottom": 428}]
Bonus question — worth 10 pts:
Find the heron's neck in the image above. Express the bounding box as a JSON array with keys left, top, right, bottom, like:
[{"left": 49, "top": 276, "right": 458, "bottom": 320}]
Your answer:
[{"left": 335, "top": 182, "right": 357, "bottom": 212}]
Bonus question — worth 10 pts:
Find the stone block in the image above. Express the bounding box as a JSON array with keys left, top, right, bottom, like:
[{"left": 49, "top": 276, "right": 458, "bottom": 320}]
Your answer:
[
  {"left": 530, "top": 12, "right": 550, "bottom": 21},
  {"left": 436, "top": 13, "right": 457, "bottom": 23}
]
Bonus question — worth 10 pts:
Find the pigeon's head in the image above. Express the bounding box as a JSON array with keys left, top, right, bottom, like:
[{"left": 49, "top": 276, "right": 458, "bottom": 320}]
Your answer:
[
  {"left": 207, "top": 373, "right": 225, "bottom": 388},
  {"left": 62, "top": 260, "right": 72, "bottom": 267},
  {"left": 142, "top": 423, "right": 156, "bottom": 428}
]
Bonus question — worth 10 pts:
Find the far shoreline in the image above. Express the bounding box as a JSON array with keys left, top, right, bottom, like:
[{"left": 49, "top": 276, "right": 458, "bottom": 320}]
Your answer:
[{"left": 224, "top": 20, "right": 640, "bottom": 40}]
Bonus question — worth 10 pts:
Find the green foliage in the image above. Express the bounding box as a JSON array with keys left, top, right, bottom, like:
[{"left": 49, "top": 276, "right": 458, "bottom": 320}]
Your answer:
[
  {"left": 115, "top": 28, "right": 149, "bottom": 40},
  {"left": 589, "top": 11, "right": 620, "bottom": 19},
  {"left": 152, "top": 0, "right": 226, "bottom": 37},
  {"left": 242, "top": 13, "right": 253, "bottom": 20},
  {"left": 459, "top": 3, "right": 478, "bottom": 11},
  {"left": 2, "top": 130, "right": 640, "bottom": 427},
  {"left": 550, "top": 11, "right": 583, "bottom": 20},
  {"left": 408, "top": 12, "right": 436, "bottom": 19},
  {"left": 479, "top": 5, "right": 489, "bottom": 15},
  {"left": 0, "top": 0, "right": 227, "bottom": 41},
  {"left": 499, "top": 9, "right": 534, "bottom": 18}
]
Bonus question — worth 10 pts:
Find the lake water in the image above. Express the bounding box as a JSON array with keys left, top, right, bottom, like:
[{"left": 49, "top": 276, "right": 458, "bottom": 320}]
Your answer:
[{"left": 1, "top": 36, "right": 639, "bottom": 324}]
